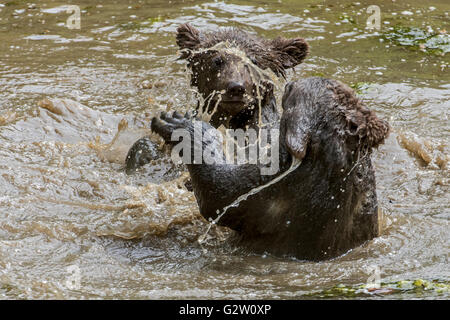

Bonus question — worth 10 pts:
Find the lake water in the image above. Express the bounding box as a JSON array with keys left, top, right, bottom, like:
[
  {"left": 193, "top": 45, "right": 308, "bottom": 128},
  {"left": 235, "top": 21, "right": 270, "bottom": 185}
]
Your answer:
[{"left": 0, "top": 0, "right": 448, "bottom": 299}]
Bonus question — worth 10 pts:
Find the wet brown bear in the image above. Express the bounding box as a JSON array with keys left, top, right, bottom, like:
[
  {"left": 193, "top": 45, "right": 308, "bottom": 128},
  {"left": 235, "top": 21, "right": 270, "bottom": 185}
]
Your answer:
[
  {"left": 125, "top": 23, "right": 308, "bottom": 172},
  {"left": 175, "top": 23, "right": 308, "bottom": 129},
  {"left": 129, "top": 24, "right": 390, "bottom": 261},
  {"left": 152, "top": 77, "right": 390, "bottom": 261}
]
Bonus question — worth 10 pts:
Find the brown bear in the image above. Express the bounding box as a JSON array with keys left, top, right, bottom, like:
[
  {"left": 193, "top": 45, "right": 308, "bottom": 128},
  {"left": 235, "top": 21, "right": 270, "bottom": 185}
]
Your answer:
[
  {"left": 129, "top": 24, "right": 390, "bottom": 260},
  {"left": 125, "top": 23, "right": 309, "bottom": 172},
  {"left": 151, "top": 77, "right": 390, "bottom": 261},
  {"left": 174, "top": 23, "right": 309, "bottom": 129}
]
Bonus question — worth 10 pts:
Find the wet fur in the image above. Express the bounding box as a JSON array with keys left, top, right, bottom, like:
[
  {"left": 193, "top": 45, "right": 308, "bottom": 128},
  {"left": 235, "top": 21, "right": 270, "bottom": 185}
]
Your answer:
[
  {"left": 152, "top": 77, "right": 390, "bottom": 260},
  {"left": 177, "top": 23, "right": 309, "bottom": 78},
  {"left": 129, "top": 25, "right": 390, "bottom": 260}
]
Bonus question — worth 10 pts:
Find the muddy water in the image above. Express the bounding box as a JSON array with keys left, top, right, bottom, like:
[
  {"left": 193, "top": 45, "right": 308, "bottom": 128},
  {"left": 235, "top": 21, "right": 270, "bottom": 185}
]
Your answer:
[{"left": 0, "top": 0, "right": 448, "bottom": 299}]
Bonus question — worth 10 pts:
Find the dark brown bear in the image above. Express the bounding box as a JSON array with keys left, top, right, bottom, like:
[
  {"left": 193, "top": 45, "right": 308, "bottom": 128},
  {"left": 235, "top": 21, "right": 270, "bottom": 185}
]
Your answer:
[
  {"left": 125, "top": 23, "right": 308, "bottom": 172},
  {"left": 129, "top": 24, "right": 390, "bottom": 261},
  {"left": 175, "top": 23, "right": 308, "bottom": 129},
  {"left": 151, "top": 77, "right": 390, "bottom": 261}
]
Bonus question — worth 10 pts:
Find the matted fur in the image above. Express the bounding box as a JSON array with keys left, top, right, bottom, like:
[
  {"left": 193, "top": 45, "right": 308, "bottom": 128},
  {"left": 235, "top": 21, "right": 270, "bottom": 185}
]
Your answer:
[
  {"left": 328, "top": 80, "right": 390, "bottom": 148},
  {"left": 176, "top": 23, "right": 309, "bottom": 78}
]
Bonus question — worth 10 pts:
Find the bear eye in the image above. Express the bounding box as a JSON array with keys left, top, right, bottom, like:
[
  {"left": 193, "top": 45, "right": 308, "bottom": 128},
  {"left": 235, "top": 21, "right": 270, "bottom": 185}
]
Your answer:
[{"left": 212, "top": 56, "right": 224, "bottom": 68}]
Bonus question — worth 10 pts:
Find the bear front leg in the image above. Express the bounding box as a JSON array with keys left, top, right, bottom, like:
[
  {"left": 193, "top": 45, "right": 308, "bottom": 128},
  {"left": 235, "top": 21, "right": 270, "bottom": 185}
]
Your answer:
[
  {"left": 151, "top": 112, "right": 262, "bottom": 222},
  {"left": 125, "top": 136, "right": 162, "bottom": 174},
  {"left": 125, "top": 111, "right": 200, "bottom": 174},
  {"left": 151, "top": 111, "right": 192, "bottom": 143},
  {"left": 151, "top": 111, "right": 226, "bottom": 165}
]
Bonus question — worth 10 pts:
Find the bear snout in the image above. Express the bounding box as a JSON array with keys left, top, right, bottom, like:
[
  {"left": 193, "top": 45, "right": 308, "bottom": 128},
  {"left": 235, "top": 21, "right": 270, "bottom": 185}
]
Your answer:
[{"left": 226, "top": 81, "right": 246, "bottom": 98}]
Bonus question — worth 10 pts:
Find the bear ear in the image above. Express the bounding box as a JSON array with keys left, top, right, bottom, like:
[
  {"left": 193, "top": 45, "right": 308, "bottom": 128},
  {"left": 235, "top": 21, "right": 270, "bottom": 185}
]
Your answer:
[
  {"left": 270, "top": 37, "right": 309, "bottom": 73},
  {"left": 359, "top": 112, "right": 390, "bottom": 148},
  {"left": 176, "top": 23, "right": 202, "bottom": 58},
  {"left": 330, "top": 80, "right": 390, "bottom": 149}
]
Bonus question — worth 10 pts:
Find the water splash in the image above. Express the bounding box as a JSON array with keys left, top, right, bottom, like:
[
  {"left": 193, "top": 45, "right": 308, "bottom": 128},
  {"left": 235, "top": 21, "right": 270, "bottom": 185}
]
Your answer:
[
  {"left": 198, "top": 157, "right": 302, "bottom": 244},
  {"left": 181, "top": 40, "right": 285, "bottom": 124},
  {"left": 188, "top": 42, "right": 286, "bottom": 239}
]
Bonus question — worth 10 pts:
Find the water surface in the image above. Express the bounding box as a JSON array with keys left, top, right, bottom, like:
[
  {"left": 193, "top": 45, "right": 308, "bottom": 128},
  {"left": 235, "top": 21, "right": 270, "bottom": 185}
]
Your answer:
[{"left": 0, "top": 0, "right": 448, "bottom": 299}]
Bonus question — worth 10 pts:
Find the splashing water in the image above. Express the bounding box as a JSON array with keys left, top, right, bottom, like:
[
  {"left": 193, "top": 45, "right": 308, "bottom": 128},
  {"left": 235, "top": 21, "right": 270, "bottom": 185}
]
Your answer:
[
  {"left": 189, "top": 41, "right": 291, "bottom": 244},
  {"left": 182, "top": 40, "right": 285, "bottom": 125},
  {"left": 198, "top": 157, "right": 302, "bottom": 244},
  {"left": 1, "top": 0, "right": 448, "bottom": 299}
]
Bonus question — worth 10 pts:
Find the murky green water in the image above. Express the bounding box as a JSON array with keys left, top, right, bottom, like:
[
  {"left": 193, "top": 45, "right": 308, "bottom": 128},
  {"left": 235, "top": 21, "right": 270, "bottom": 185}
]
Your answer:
[{"left": 0, "top": 0, "right": 448, "bottom": 299}]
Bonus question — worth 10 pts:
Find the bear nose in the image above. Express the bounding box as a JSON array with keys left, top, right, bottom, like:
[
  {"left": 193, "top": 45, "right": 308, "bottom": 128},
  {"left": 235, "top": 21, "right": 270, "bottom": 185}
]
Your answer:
[{"left": 227, "top": 81, "right": 246, "bottom": 97}]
